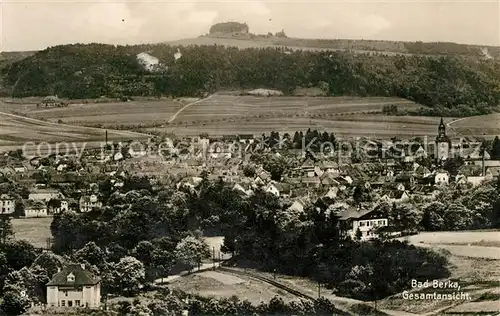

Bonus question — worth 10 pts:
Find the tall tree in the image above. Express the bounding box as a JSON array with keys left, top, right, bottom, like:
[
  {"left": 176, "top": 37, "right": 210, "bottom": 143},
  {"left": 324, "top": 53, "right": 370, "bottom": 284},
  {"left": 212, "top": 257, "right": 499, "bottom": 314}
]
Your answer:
[
  {"left": 0, "top": 216, "right": 13, "bottom": 244},
  {"left": 491, "top": 136, "right": 500, "bottom": 160}
]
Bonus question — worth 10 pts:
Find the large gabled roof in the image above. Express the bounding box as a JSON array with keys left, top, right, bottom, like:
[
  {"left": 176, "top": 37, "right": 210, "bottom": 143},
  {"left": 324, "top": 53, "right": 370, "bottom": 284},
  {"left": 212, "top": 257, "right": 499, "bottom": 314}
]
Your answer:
[
  {"left": 46, "top": 264, "right": 100, "bottom": 286},
  {"left": 337, "top": 207, "right": 373, "bottom": 220}
]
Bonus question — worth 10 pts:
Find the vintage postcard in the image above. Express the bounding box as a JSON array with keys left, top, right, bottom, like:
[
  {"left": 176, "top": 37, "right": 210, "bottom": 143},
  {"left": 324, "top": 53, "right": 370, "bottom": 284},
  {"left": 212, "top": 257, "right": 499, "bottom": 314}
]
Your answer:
[{"left": 0, "top": 1, "right": 499, "bottom": 315}]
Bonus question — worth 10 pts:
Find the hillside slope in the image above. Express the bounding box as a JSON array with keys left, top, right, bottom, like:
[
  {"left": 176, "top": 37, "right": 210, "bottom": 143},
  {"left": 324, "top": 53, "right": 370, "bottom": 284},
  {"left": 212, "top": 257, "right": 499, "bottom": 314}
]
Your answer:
[
  {"left": 166, "top": 35, "right": 500, "bottom": 58},
  {"left": 1, "top": 43, "right": 500, "bottom": 117}
]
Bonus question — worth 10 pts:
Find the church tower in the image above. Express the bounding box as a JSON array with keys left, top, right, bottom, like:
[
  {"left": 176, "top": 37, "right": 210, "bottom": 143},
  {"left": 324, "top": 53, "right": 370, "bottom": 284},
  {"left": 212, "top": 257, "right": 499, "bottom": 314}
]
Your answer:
[{"left": 435, "top": 117, "right": 451, "bottom": 161}]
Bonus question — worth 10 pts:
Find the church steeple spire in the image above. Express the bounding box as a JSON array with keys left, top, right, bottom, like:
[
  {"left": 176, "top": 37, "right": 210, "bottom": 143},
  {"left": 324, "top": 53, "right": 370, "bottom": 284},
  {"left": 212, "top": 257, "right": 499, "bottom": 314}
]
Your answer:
[
  {"left": 436, "top": 117, "right": 451, "bottom": 161},
  {"left": 438, "top": 117, "right": 446, "bottom": 138}
]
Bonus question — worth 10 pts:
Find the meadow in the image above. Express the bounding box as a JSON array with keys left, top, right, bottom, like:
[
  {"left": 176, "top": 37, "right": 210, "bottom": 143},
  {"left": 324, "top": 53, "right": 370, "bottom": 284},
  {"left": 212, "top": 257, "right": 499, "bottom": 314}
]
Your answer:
[
  {"left": 449, "top": 113, "right": 500, "bottom": 138},
  {"left": 0, "top": 106, "right": 150, "bottom": 153},
  {"left": 148, "top": 95, "right": 443, "bottom": 138},
  {"left": 381, "top": 231, "right": 500, "bottom": 315},
  {"left": 152, "top": 115, "right": 449, "bottom": 138},
  {"left": 12, "top": 217, "right": 53, "bottom": 248},
  {"left": 1, "top": 99, "right": 184, "bottom": 127},
  {"left": 2, "top": 95, "right": 497, "bottom": 141},
  {"left": 170, "top": 95, "right": 420, "bottom": 122}
]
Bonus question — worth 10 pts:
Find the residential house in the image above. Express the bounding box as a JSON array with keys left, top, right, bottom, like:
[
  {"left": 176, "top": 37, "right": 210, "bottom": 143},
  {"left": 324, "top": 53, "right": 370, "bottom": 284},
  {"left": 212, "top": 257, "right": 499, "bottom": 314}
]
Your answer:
[
  {"left": 29, "top": 188, "right": 64, "bottom": 202},
  {"left": 254, "top": 173, "right": 270, "bottom": 186},
  {"left": 324, "top": 186, "right": 339, "bottom": 199},
  {"left": 238, "top": 134, "right": 255, "bottom": 144},
  {"left": 29, "top": 157, "right": 41, "bottom": 167},
  {"left": 321, "top": 161, "right": 340, "bottom": 174},
  {"left": 369, "top": 175, "right": 389, "bottom": 190},
  {"left": 233, "top": 183, "right": 253, "bottom": 196},
  {"left": 414, "top": 145, "right": 427, "bottom": 158},
  {"left": 300, "top": 176, "right": 322, "bottom": 188},
  {"left": 56, "top": 164, "right": 68, "bottom": 172},
  {"left": 414, "top": 165, "right": 432, "bottom": 178},
  {"left": 461, "top": 147, "right": 490, "bottom": 161},
  {"left": 24, "top": 200, "right": 48, "bottom": 218},
  {"left": 314, "top": 166, "right": 324, "bottom": 178},
  {"left": 79, "top": 195, "right": 102, "bottom": 213},
  {"left": 465, "top": 172, "right": 494, "bottom": 187},
  {"left": 13, "top": 164, "right": 27, "bottom": 173},
  {"left": 274, "top": 183, "right": 292, "bottom": 198},
  {"left": 487, "top": 167, "right": 500, "bottom": 179},
  {"left": 46, "top": 264, "right": 101, "bottom": 308},
  {"left": 338, "top": 176, "right": 353, "bottom": 186},
  {"left": 338, "top": 208, "right": 388, "bottom": 241},
  {"left": 472, "top": 160, "right": 500, "bottom": 168},
  {"left": 301, "top": 158, "right": 316, "bottom": 177},
  {"left": 264, "top": 182, "right": 291, "bottom": 197},
  {"left": 48, "top": 199, "right": 69, "bottom": 215},
  {"left": 287, "top": 199, "right": 306, "bottom": 213},
  {"left": 434, "top": 171, "right": 450, "bottom": 186},
  {"left": 395, "top": 171, "right": 415, "bottom": 188},
  {"left": 380, "top": 190, "right": 410, "bottom": 204},
  {"left": 0, "top": 194, "right": 15, "bottom": 214},
  {"left": 176, "top": 177, "right": 203, "bottom": 191},
  {"left": 319, "top": 172, "right": 341, "bottom": 187}
]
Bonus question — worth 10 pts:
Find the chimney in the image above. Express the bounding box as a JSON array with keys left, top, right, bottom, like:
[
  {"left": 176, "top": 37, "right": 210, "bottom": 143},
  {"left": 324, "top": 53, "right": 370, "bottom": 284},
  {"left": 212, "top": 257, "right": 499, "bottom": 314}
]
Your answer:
[{"left": 80, "top": 264, "right": 85, "bottom": 270}]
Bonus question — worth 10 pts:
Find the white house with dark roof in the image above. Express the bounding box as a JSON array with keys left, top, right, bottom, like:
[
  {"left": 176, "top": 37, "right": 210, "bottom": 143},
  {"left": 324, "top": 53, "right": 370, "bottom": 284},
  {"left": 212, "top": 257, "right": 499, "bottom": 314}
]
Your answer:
[
  {"left": 233, "top": 183, "right": 253, "bottom": 196},
  {"left": 0, "top": 194, "right": 15, "bottom": 214},
  {"left": 79, "top": 194, "right": 102, "bottom": 213},
  {"left": 434, "top": 170, "right": 450, "bottom": 186},
  {"left": 338, "top": 208, "right": 388, "bottom": 241},
  {"left": 46, "top": 264, "right": 101, "bottom": 308},
  {"left": 265, "top": 182, "right": 292, "bottom": 198}
]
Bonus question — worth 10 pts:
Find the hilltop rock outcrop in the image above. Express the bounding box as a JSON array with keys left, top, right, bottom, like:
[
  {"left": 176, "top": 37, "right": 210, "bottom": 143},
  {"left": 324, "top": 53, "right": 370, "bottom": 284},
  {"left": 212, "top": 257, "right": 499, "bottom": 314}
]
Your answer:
[{"left": 209, "top": 22, "right": 249, "bottom": 35}]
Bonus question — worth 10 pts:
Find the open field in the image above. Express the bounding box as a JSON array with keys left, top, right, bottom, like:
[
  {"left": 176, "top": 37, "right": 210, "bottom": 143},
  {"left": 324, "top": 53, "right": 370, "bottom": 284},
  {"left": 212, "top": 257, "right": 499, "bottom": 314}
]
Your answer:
[
  {"left": 405, "top": 231, "right": 500, "bottom": 247},
  {"left": 170, "top": 95, "right": 421, "bottom": 123},
  {"left": 148, "top": 115, "right": 452, "bottom": 138},
  {"left": 144, "top": 95, "right": 453, "bottom": 138},
  {"left": 12, "top": 217, "right": 53, "bottom": 248},
  {"left": 2, "top": 95, "right": 497, "bottom": 141},
  {"left": 0, "top": 110, "right": 150, "bottom": 154},
  {"left": 380, "top": 231, "right": 500, "bottom": 315},
  {"left": 449, "top": 113, "right": 500, "bottom": 138},
  {"left": 168, "top": 271, "right": 300, "bottom": 305},
  {"left": 1, "top": 99, "right": 184, "bottom": 127}
]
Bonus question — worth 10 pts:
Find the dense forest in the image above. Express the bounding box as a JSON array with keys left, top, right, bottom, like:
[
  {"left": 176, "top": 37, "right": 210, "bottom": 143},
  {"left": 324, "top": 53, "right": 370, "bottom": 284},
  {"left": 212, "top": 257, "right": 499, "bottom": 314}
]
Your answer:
[{"left": 2, "top": 43, "right": 500, "bottom": 116}]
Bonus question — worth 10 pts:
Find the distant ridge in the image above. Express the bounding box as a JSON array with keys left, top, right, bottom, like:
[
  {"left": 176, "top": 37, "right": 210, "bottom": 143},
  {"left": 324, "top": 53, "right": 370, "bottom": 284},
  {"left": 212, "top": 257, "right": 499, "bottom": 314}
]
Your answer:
[
  {"left": 1, "top": 37, "right": 498, "bottom": 65},
  {"left": 164, "top": 35, "right": 500, "bottom": 59}
]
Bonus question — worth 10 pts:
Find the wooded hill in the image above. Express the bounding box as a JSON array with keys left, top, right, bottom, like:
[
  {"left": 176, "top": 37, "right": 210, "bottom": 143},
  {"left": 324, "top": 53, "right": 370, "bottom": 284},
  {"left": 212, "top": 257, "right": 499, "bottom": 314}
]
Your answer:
[{"left": 1, "top": 43, "right": 500, "bottom": 116}]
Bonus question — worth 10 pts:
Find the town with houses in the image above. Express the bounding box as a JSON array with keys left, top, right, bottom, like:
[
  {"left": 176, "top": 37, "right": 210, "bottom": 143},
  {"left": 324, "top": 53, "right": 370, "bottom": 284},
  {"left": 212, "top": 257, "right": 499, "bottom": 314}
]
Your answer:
[
  {"left": 0, "top": 118, "right": 500, "bottom": 313},
  {"left": 1, "top": 120, "right": 499, "bottom": 232}
]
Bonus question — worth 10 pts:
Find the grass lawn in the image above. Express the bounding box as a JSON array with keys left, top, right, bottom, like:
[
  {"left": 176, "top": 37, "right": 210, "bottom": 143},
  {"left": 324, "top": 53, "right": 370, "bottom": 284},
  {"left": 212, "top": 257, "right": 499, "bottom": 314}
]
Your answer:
[{"left": 12, "top": 217, "right": 53, "bottom": 248}]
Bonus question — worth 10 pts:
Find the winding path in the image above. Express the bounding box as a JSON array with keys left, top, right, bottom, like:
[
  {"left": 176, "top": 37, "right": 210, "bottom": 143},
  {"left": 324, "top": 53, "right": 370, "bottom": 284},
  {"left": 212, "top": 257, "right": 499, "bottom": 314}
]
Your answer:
[
  {"left": 168, "top": 95, "right": 213, "bottom": 123},
  {"left": 446, "top": 116, "right": 469, "bottom": 137}
]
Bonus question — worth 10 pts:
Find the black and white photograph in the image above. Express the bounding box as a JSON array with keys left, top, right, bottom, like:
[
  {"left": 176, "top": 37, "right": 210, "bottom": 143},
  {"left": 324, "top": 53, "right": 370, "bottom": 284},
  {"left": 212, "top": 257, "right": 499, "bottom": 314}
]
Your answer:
[{"left": 0, "top": 0, "right": 500, "bottom": 315}]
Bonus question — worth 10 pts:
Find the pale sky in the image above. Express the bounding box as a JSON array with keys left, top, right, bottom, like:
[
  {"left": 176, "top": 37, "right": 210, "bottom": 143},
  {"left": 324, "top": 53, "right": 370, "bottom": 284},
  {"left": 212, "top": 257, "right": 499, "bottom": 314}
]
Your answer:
[{"left": 1, "top": 0, "right": 499, "bottom": 52}]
